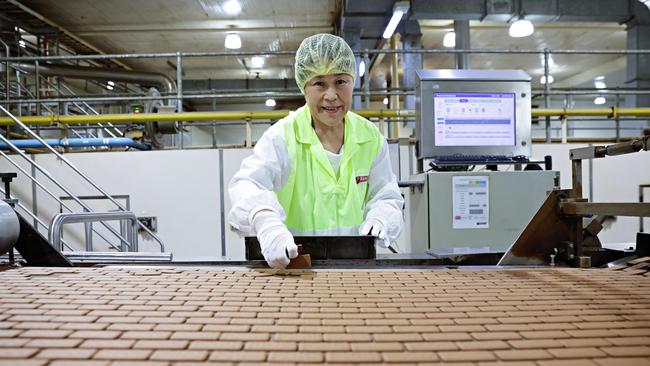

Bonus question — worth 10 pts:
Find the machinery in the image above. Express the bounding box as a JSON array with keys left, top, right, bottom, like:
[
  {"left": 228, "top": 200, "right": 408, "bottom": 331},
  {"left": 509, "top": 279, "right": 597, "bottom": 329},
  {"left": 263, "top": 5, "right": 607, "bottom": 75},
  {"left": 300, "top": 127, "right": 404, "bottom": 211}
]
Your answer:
[
  {"left": 408, "top": 170, "right": 558, "bottom": 256},
  {"left": 415, "top": 69, "right": 532, "bottom": 164},
  {"left": 406, "top": 69, "right": 559, "bottom": 259},
  {"left": 500, "top": 137, "right": 650, "bottom": 267}
]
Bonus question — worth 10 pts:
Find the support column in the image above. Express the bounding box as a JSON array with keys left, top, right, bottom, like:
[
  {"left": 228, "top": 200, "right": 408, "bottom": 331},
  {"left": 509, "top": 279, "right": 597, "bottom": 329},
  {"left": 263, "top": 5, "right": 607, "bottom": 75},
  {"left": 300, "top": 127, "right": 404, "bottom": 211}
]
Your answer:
[
  {"left": 401, "top": 20, "right": 423, "bottom": 117},
  {"left": 342, "top": 29, "right": 362, "bottom": 110},
  {"left": 454, "top": 20, "right": 470, "bottom": 69},
  {"left": 625, "top": 20, "right": 650, "bottom": 108}
]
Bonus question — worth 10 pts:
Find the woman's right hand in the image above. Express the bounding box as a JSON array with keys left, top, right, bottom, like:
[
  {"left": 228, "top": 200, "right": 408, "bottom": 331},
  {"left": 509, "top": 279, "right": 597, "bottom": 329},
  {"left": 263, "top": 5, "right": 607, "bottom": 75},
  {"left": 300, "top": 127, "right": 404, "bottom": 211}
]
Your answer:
[{"left": 253, "top": 210, "right": 298, "bottom": 268}]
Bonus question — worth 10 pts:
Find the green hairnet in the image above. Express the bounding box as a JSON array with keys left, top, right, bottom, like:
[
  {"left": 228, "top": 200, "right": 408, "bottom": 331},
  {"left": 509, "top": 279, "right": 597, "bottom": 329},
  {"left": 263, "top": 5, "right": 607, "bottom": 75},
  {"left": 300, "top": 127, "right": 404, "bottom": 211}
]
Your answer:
[{"left": 294, "top": 33, "right": 356, "bottom": 93}]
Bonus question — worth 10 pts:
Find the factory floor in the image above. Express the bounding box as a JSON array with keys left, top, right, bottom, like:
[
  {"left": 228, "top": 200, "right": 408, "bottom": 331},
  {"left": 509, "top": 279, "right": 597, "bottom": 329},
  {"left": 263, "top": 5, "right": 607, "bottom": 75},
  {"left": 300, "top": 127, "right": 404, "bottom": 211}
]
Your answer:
[{"left": 1, "top": 266, "right": 650, "bottom": 366}]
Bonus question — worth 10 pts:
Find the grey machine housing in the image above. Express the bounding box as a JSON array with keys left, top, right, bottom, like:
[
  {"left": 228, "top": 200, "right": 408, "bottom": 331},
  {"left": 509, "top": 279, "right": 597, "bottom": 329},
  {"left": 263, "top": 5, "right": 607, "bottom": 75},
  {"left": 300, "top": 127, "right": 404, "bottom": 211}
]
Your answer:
[{"left": 415, "top": 69, "right": 532, "bottom": 161}]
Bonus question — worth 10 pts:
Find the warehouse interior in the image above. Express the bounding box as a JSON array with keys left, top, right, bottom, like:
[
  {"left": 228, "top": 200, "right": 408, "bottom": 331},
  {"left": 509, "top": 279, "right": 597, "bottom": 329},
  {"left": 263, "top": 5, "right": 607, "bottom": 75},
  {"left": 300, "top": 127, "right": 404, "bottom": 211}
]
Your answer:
[{"left": 1, "top": 0, "right": 650, "bottom": 365}]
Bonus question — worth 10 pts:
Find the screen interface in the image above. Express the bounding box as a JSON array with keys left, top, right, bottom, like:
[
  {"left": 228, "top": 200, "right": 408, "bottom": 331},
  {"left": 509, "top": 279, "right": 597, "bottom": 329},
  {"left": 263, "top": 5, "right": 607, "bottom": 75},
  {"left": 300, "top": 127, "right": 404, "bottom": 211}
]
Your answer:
[{"left": 433, "top": 92, "right": 516, "bottom": 147}]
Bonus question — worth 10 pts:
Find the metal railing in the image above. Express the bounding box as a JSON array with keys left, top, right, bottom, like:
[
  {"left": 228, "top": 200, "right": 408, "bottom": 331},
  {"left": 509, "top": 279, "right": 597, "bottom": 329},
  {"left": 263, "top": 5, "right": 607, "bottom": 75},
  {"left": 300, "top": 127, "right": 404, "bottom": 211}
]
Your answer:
[
  {"left": 49, "top": 211, "right": 138, "bottom": 252},
  {"left": 0, "top": 104, "right": 165, "bottom": 253},
  {"left": 1, "top": 46, "right": 649, "bottom": 144}
]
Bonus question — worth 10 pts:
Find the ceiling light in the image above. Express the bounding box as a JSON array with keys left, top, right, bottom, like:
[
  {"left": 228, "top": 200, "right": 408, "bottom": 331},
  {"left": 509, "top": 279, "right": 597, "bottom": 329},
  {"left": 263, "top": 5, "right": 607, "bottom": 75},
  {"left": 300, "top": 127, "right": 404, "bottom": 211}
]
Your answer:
[
  {"left": 443, "top": 31, "right": 456, "bottom": 48},
  {"left": 509, "top": 19, "right": 534, "bottom": 38},
  {"left": 106, "top": 84, "right": 114, "bottom": 91},
  {"left": 594, "top": 76, "right": 606, "bottom": 89},
  {"left": 107, "top": 81, "right": 115, "bottom": 86},
  {"left": 225, "top": 33, "right": 241, "bottom": 49},
  {"left": 251, "top": 56, "right": 264, "bottom": 68},
  {"left": 540, "top": 75, "right": 554, "bottom": 84},
  {"left": 18, "top": 40, "right": 26, "bottom": 48},
  {"left": 641, "top": 0, "right": 650, "bottom": 10},
  {"left": 223, "top": 0, "right": 241, "bottom": 15},
  {"left": 382, "top": 1, "right": 409, "bottom": 39},
  {"left": 359, "top": 60, "right": 365, "bottom": 78},
  {"left": 265, "top": 98, "right": 276, "bottom": 107},
  {"left": 594, "top": 96, "right": 606, "bottom": 105},
  {"left": 383, "top": 97, "right": 389, "bottom": 105}
]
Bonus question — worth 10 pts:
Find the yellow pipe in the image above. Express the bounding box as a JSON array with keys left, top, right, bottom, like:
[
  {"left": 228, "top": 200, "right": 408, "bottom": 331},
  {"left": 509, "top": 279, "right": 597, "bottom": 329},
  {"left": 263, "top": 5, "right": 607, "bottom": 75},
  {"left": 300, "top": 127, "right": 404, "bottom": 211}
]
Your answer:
[{"left": 2, "top": 107, "right": 650, "bottom": 126}]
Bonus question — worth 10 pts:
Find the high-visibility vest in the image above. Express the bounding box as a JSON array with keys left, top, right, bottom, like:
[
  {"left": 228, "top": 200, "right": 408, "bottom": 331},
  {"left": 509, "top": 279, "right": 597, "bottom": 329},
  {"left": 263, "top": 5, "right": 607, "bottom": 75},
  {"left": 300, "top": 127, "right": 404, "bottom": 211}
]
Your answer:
[{"left": 275, "top": 105, "right": 383, "bottom": 233}]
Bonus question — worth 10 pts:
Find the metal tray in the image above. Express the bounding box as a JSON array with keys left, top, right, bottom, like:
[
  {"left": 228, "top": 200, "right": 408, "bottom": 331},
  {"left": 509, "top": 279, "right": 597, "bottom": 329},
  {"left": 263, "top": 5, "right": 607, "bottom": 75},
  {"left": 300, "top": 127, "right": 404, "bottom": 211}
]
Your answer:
[{"left": 245, "top": 236, "right": 376, "bottom": 260}]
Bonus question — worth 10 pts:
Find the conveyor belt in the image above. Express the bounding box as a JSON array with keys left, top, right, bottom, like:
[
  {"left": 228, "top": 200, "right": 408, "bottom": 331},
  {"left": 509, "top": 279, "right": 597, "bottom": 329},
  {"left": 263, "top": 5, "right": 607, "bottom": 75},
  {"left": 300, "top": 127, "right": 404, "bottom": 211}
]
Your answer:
[{"left": 1, "top": 266, "right": 650, "bottom": 364}]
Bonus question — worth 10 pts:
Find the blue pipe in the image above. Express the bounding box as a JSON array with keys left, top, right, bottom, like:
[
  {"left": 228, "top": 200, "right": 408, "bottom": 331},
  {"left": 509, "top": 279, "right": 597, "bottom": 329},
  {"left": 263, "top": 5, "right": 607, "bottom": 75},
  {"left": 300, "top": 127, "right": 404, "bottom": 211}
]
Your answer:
[{"left": 0, "top": 137, "right": 151, "bottom": 150}]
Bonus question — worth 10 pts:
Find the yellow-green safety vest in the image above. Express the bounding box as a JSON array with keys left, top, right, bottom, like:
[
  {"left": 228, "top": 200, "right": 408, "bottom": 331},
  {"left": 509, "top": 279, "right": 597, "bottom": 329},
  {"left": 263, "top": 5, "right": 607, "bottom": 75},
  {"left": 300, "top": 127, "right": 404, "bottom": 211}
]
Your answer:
[{"left": 275, "top": 105, "right": 384, "bottom": 233}]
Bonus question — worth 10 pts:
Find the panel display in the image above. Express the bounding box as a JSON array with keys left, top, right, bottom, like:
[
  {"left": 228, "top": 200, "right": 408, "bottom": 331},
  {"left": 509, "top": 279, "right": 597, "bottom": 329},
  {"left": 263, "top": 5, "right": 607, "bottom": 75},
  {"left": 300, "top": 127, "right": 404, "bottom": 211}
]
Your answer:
[{"left": 433, "top": 92, "right": 516, "bottom": 147}]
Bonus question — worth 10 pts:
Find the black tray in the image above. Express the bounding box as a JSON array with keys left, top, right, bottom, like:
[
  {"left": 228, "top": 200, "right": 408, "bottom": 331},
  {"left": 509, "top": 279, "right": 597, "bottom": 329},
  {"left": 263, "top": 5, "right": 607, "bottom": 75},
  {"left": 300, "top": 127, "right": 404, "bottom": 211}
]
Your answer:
[{"left": 245, "top": 236, "right": 376, "bottom": 260}]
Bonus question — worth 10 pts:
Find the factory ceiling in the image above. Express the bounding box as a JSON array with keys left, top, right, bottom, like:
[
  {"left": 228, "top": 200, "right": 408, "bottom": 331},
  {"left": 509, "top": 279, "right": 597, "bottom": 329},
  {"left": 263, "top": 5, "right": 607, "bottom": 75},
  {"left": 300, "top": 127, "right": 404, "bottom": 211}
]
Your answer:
[{"left": 4, "top": 0, "right": 650, "bottom": 94}]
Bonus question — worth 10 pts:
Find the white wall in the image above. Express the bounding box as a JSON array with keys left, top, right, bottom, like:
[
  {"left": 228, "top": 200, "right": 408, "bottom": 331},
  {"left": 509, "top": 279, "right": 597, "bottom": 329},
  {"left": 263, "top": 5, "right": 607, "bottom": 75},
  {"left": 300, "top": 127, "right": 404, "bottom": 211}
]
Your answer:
[
  {"left": 593, "top": 153, "right": 650, "bottom": 245},
  {"left": 2, "top": 150, "right": 223, "bottom": 261},
  {"left": 1, "top": 142, "right": 647, "bottom": 261}
]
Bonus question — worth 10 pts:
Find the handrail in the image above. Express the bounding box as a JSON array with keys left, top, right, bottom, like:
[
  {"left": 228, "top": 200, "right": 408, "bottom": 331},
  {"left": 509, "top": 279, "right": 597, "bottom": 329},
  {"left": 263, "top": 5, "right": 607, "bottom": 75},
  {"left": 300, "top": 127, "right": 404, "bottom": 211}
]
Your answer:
[
  {"left": 48, "top": 211, "right": 139, "bottom": 252},
  {"left": 0, "top": 78, "right": 96, "bottom": 144},
  {"left": 61, "top": 251, "right": 173, "bottom": 263},
  {"left": 57, "top": 82, "right": 123, "bottom": 137},
  {"left": 0, "top": 39, "right": 8, "bottom": 108},
  {"left": 0, "top": 105, "right": 165, "bottom": 251},
  {"left": 0, "top": 142, "right": 130, "bottom": 252},
  {"left": 11, "top": 73, "right": 120, "bottom": 138}
]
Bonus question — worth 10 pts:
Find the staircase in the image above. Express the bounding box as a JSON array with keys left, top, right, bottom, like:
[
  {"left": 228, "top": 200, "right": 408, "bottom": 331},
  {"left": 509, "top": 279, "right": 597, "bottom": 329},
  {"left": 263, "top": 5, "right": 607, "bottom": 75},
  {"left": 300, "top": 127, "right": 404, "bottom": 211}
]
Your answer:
[{"left": 0, "top": 104, "right": 168, "bottom": 266}]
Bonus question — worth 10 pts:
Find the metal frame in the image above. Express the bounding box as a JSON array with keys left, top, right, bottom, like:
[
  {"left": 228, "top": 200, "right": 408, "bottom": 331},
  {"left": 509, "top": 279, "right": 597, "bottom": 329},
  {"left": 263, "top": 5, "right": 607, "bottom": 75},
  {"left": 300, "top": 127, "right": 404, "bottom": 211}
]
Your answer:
[
  {"left": 2, "top": 46, "right": 650, "bottom": 142},
  {"left": 58, "top": 195, "right": 131, "bottom": 252},
  {"left": 48, "top": 211, "right": 138, "bottom": 252},
  {"left": 0, "top": 106, "right": 165, "bottom": 252},
  {"left": 641, "top": 184, "right": 650, "bottom": 233}
]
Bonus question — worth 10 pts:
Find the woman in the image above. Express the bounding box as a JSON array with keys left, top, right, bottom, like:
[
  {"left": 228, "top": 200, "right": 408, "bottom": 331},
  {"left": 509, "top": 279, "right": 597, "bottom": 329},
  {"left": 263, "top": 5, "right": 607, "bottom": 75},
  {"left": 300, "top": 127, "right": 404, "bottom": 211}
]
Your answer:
[{"left": 229, "top": 33, "right": 403, "bottom": 268}]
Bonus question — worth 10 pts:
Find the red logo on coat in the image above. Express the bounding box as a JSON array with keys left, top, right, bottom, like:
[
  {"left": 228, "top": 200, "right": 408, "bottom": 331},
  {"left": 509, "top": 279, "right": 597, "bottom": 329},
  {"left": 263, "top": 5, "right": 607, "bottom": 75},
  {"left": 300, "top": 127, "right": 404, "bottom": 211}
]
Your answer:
[{"left": 355, "top": 175, "right": 369, "bottom": 184}]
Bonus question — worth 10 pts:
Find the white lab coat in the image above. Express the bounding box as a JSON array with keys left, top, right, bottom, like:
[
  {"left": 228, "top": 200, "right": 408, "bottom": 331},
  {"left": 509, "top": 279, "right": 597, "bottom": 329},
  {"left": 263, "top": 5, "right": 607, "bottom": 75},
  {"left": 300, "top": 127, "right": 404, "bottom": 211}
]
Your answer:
[{"left": 228, "top": 109, "right": 404, "bottom": 242}]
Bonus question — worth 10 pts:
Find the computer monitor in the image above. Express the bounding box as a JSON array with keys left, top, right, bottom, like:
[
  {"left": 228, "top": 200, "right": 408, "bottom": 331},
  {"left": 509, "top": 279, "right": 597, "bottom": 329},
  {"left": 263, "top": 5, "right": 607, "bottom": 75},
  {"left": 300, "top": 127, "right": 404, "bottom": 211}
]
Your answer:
[
  {"left": 416, "top": 70, "right": 532, "bottom": 160},
  {"left": 434, "top": 92, "right": 516, "bottom": 147}
]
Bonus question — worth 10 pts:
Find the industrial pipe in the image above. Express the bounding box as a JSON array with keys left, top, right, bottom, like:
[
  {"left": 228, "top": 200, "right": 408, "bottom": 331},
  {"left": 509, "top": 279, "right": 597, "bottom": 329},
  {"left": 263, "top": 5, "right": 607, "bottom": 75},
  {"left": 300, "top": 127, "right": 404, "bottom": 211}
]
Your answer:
[
  {"left": 2, "top": 107, "right": 650, "bottom": 127},
  {"left": 3, "top": 48, "right": 650, "bottom": 64},
  {"left": 14, "top": 63, "right": 174, "bottom": 94},
  {"left": 0, "top": 137, "right": 149, "bottom": 150},
  {"left": 0, "top": 200, "right": 19, "bottom": 256}
]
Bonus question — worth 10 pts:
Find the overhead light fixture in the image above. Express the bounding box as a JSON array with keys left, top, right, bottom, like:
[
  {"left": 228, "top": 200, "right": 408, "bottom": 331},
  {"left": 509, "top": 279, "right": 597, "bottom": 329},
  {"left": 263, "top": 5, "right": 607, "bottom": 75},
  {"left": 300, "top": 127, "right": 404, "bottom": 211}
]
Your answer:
[
  {"left": 107, "top": 81, "right": 115, "bottom": 86},
  {"left": 509, "top": 18, "right": 534, "bottom": 38},
  {"left": 225, "top": 33, "right": 241, "bottom": 49},
  {"left": 443, "top": 31, "right": 456, "bottom": 48},
  {"left": 641, "top": 0, "right": 650, "bottom": 11},
  {"left": 594, "top": 76, "right": 607, "bottom": 89},
  {"left": 359, "top": 60, "right": 365, "bottom": 77},
  {"left": 540, "top": 75, "right": 554, "bottom": 84},
  {"left": 383, "top": 97, "right": 389, "bottom": 105},
  {"left": 18, "top": 40, "right": 26, "bottom": 48},
  {"left": 223, "top": 0, "right": 241, "bottom": 15},
  {"left": 251, "top": 56, "right": 264, "bottom": 68},
  {"left": 382, "top": 1, "right": 409, "bottom": 39},
  {"left": 594, "top": 96, "right": 606, "bottom": 105},
  {"left": 106, "top": 84, "right": 114, "bottom": 91},
  {"left": 265, "top": 98, "right": 276, "bottom": 107}
]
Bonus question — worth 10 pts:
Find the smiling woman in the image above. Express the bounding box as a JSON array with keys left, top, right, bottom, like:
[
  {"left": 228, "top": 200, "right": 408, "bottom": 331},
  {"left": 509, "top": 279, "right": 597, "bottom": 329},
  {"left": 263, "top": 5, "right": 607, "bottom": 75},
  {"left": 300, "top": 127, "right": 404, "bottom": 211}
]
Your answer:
[
  {"left": 304, "top": 73, "right": 353, "bottom": 152},
  {"left": 228, "top": 33, "right": 404, "bottom": 269}
]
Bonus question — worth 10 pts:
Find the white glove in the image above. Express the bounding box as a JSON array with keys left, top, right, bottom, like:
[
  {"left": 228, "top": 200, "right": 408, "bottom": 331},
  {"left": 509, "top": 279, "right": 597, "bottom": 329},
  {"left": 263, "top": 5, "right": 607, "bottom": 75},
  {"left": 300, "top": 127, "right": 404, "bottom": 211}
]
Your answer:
[
  {"left": 252, "top": 210, "right": 298, "bottom": 269},
  {"left": 359, "top": 218, "right": 390, "bottom": 248}
]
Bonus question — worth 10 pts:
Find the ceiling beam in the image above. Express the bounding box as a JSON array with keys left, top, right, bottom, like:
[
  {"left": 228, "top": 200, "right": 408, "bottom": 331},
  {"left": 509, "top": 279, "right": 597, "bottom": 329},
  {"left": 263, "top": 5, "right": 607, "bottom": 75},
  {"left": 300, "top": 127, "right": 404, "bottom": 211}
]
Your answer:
[
  {"left": 410, "top": 0, "right": 635, "bottom": 23},
  {"left": 7, "top": 0, "right": 131, "bottom": 69},
  {"left": 71, "top": 25, "right": 333, "bottom": 36},
  {"left": 554, "top": 56, "right": 626, "bottom": 88}
]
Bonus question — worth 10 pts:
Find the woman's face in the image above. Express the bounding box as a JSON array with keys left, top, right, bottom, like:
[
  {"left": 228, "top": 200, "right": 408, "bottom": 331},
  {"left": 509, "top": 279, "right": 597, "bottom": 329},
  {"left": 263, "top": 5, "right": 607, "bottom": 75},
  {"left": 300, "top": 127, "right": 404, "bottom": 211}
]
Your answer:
[{"left": 303, "top": 73, "right": 354, "bottom": 129}]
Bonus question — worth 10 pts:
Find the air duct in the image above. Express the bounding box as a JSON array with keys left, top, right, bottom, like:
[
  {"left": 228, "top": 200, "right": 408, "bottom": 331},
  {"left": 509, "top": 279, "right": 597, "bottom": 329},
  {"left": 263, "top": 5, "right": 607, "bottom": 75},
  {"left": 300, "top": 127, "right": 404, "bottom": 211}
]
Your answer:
[{"left": 14, "top": 63, "right": 175, "bottom": 95}]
